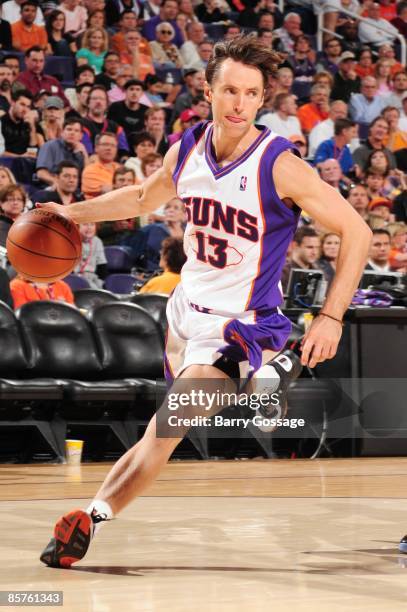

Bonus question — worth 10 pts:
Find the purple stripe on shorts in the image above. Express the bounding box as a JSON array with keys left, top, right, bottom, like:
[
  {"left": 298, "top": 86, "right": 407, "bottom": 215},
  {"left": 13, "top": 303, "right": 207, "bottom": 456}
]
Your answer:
[{"left": 247, "top": 137, "right": 301, "bottom": 312}]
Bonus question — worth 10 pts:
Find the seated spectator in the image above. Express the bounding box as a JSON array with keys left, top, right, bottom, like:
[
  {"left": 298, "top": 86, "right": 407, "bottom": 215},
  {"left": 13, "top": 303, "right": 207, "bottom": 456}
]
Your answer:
[
  {"left": 195, "top": 0, "right": 226, "bottom": 23},
  {"left": 314, "top": 118, "right": 356, "bottom": 175},
  {"left": 87, "top": 9, "right": 106, "bottom": 29},
  {"left": 388, "top": 221, "right": 407, "bottom": 272},
  {"left": 392, "top": 172, "right": 407, "bottom": 222},
  {"left": 353, "top": 116, "right": 396, "bottom": 173},
  {"left": 314, "top": 70, "right": 337, "bottom": 90},
  {"left": 289, "top": 133, "right": 308, "bottom": 159},
  {"left": 98, "top": 166, "right": 138, "bottom": 245},
  {"left": 37, "top": 96, "right": 65, "bottom": 143},
  {"left": 141, "top": 0, "right": 183, "bottom": 48},
  {"left": 150, "top": 22, "right": 184, "bottom": 69},
  {"left": 180, "top": 21, "right": 206, "bottom": 70},
  {"left": 358, "top": 2, "right": 399, "bottom": 47},
  {"left": 107, "top": 64, "right": 135, "bottom": 104},
  {"left": 46, "top": 10, "right": 76, "bottom": 56},
  {"left": 258, "top": 93, "right": 302, "bottom": 139},
  {"left": 125, "top": 131, "right": 156, "bottom": 181},
  {"left": 35, "top": 160, "right": 83, "bottom": 205},
  {"left": 64, "top": 64, "right": 95, "bottom": 110},
  {"left": 374, "top": 58, "right": 393, "bottom": 95},
  {"left": 122, "top": 197, "right": 185, "bottom": 271},
  {"left": 81, "top": 131, "right": 120, "bottom": 198},
  {"left": 0, "top": 64, "right": 13, "bottom": 115},
  {"left": 15, "top": 46, "right": 69, "bottom": 107},
  {"left": 139, "top": 236, "right": 186, "bottom": 295},
  {"left": 223, "top": 23, "right": 242, "bottom": 42},
  {"left": 281, "top": 227, "right": 321, "bottom": 293},
  {"left": 168, "top": 108, "right": 199, "bottom": 146},
  {"left": 109, "top": 9, "right": 138, "bottom": 52},
  {"left": 365, "top": 228, "right": 392, "bottom": 270},
  {"left": 391, "top": 1, "right": 407, "bottom": 37},
  {"left": 287, "top": 35, "right": 316, "bottom": 102},
  {"left": 0, "top": 166, "right": 16, "bottom": 189},
  {"left": 347, "top": 182, "right": 369, "bottom": 219},
  {"left": 382, "top": 105, "right": 407, "bottom": 152},
  {"left": 0, "top": 14, "right": 13, "bottom": 52},
  {"left": 318, "top": 158, "right": 349, "bottom": 194},
  {"left": 368, "top": 196, "right": 393, "bottom": 223},
  {"left": 316, "top": 37, "right": 342, "bottom": 74},
  {"left": 36, "top": 117, "right": 87, "bottom": 186},
  {"left": 0, "top": 89, "right": 42, "bottom": 157},
  {"left": 355, "top": 47, "right": 375, "bottom": 79},
  {"left": 119, "top": 30, "right": 155, "bottom": 81},
  {"left": 365, "top": 148, "right": 402, "bottom": 197},
  {"left": 171, "top": 69, "right": 205, "bottom": 123},
  {"left": 178, "top": 0, "right": 197, "bottom": 24},
  {"left": 107, "top": 79, "right": 148, "bottom": 140},
  {"left": 309, "top": 100, "right": 348, "bottom": 158},
  {"left": 297, "top": 84, "right": 330, "bottom": 134},
  {"left": 349, "top": 76, "right": 387, "bottom": 124},
  {"left": 0, "top": 184, "right": 25, "bottom": 247},
  {"left": 76, "top": 26, "right": 108, "bottom": 74},
  {"left": 65, "top": 83, "right": 92, "bottom": 119},
  {"left": 336, "top": 18, "right": 361, "bottom": 55},
  {"left": 141, "top": 152, "right": 165, "bottom": 222},
  {"left": 73, "top": 222, "right": 107, "bottom": 288},
  {"left": 82, "top": 85, "right": 129, "bottom": 157},
  {"left": 11, "top": 0, "right": 48, "bottom": 52},
  {"left": 317, "top": 232, "right": 341, "bottom": 286},
  {"left": 95, "top": 52, "right": 121, "bottom": 91},
  {"left": 274, "top": 67, "right": 294, "bottom": 97},
  {"left": 364, "top": 169, "right": 386, "bottom": 202},
  {"left": 10, "top": 275, "right": 74, "bottom": 309},
  {"left": 377, "top": 43, "right": 403, "bottom": 77},
  {"left": 59, "top": 0, "right": 87, "bottom": 38},
  {"left": 143, "top": 106, "right": 169, "bottom": 156},
  {"left": 331, "top": 51, "right": 361, "bottom": 103},
  {"left": 386, "top": 70, "right": 407, "bottom": 110},
  {"left": 274, "top": 12, "right": 302, "bottom": 55},
  {"left": 112, "top": 165, "right": 136, "bottom": 189},
  {"left": 2, "top": 0, "right": 44, "bottom": 25}
]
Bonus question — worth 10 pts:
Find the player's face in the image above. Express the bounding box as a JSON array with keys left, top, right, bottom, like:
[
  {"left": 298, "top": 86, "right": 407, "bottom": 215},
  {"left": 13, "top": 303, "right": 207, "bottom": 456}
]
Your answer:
[{"left": 205, "top": 59, "right": 264, "bottom": 134}]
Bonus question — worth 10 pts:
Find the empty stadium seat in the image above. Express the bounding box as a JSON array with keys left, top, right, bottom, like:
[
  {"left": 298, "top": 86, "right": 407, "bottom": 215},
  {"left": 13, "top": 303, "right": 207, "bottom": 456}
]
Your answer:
[
  {"left": 104, "top": 246, "right": 133, "bottom": 273},
  {"left": 44, "top": 55, "right": 75, "bottom": 82},
  {"left": 64, "top": 274, "right": 91, "bottom": 291},
  {"left": 130, "top": 293, "right": 168, "bottom": 338},
  {"left": 104, "top": 273, "right": 138, "bottom": 294},
  {"left": 74, "top": 288, "right": 119, "bottom": 311}
]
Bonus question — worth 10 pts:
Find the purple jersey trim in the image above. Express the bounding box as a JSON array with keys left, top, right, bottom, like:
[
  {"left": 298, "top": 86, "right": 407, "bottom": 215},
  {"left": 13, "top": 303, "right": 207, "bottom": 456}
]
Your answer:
[
  {"left": 246, "top": 137, "right": 301, "bottom": 312},
  {"left": 205, "top": 123, "right": 271, "bottom": 180},
  {"left": 172, "top": 120, "right": 209, "bottom": 187}
]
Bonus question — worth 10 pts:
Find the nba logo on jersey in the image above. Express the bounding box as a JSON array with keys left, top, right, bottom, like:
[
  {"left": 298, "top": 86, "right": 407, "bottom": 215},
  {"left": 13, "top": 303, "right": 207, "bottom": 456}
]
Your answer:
[{"left": 239, "top": 176, "right": 247, "bottom": 191}]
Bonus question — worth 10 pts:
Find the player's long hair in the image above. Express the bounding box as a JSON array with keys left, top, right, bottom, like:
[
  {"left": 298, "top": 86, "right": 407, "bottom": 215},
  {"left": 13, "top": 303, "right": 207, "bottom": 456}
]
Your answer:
[{"left": 206, "top": 34, "right": 283, "bottom": 89}]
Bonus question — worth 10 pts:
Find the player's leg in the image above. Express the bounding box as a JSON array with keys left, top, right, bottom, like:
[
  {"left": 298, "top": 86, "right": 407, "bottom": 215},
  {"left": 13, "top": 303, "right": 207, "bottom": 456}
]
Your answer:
[{"left": 40, "top": 363, "right": 233, "bottom": 568}]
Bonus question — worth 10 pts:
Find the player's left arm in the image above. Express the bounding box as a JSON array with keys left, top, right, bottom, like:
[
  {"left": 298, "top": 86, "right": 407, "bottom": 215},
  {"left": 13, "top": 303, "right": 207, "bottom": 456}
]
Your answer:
[{"left": 273, "top": 151, "right": 373, "bottom": 368}]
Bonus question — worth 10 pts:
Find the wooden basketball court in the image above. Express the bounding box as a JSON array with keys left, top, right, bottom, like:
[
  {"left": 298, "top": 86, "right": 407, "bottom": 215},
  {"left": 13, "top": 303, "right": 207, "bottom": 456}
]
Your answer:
[{"left": 1, "top": 458, "right": 407, "bottom": 611}]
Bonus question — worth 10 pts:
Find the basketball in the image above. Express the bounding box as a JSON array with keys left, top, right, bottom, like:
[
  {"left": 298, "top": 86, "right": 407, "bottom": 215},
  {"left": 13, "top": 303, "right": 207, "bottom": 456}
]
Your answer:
[{"left": 6, "top": 208, "right": 82, "bottom": 283}]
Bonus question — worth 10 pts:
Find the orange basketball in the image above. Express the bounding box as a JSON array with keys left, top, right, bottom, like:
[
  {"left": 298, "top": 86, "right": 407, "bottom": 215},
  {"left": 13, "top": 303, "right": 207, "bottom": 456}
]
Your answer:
[{"left": 6, "top": 209, "right": 82, "bottom": 283}]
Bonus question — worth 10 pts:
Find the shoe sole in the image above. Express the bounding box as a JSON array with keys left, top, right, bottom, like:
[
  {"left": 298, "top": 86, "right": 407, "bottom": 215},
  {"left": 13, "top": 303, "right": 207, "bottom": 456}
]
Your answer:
[
  {"left": 40, "top": 509, "right": 92, "bottom": 568},
  {"left": 399, "top": 540, "right": 407, "bottom": 554}
]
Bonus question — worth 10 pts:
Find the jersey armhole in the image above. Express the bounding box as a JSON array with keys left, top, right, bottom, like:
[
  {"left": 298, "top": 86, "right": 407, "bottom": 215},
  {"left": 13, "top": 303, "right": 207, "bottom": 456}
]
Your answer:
[
  {"left": 172, "top": 120, "right": 210, "bottom": 186},
  {"left": 260, "top": 139, "right": 302, "bottom": 219}
]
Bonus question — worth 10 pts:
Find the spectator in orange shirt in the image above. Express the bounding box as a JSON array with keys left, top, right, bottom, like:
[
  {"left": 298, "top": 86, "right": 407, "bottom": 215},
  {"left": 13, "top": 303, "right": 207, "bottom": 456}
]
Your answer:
[
  {"left": 119, "top": 29, "right": 155, "bottom": 81},
  {"left": 297, "top": 84, "right": 330, "bottom": 133},
  {"left": 110, "top": 10, "right": 150, "bottom": 56},
  {"left": 388, "top": 221, "right": 407, "bottom": 272},
  {"left": 10, "top": 276, "right": 74, "bottom": 309},
  {"left": 81, "top": 131, "right": 120, "bottom": 198},
  {"left": 11, "top": 0, "right": 49, "bottom": 53}
]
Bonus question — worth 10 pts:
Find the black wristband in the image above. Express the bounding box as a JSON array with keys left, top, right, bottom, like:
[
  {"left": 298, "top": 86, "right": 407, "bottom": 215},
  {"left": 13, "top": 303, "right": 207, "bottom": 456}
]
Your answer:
[{"left": 318, "top": 312, "right": 344, "bottom": 326}]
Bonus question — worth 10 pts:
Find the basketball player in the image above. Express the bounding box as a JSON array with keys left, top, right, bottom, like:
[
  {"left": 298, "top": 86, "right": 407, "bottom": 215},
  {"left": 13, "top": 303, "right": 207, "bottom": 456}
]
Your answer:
[{"left": 39, "top": 36, "right": 371, "bottom": 568}]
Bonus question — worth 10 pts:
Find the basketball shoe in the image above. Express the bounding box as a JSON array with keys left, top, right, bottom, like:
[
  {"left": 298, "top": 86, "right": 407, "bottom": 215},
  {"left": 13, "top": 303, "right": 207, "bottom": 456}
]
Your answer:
[
  {"left": 399, "top": 535, "right": 407, "bottom": 554},
  {"left": 249, "top": 350, "right": 303, "bottom": 432},
  {"left": 40, "top": 508, "right": 109, "bottom": 568}
]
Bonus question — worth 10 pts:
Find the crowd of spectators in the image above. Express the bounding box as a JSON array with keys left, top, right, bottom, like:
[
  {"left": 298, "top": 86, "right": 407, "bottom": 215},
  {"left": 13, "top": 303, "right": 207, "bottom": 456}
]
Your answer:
[{"left": 0, "top": 0, "right": 406, "bottom": 309}]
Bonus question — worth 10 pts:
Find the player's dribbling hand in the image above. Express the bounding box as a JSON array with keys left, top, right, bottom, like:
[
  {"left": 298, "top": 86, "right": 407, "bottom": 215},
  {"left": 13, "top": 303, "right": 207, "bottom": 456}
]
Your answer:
[
  {"left": 35, "top": 201, "right": 72, "bottom": 219},
  {"left": 300, "top": 316, "right": 343, "bottom": 368}
]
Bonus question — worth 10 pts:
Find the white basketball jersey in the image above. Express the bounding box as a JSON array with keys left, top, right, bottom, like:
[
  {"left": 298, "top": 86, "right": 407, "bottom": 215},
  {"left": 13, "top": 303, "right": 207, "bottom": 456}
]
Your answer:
[{"left": 173, "top": 121, "right": 300, "bottom": 314}]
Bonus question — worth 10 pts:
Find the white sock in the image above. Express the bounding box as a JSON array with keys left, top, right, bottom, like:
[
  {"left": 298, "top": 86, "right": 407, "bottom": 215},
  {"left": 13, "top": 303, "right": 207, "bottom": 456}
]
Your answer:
[{"left": 86, "top": 500, "right": 114, "bottom": 536}]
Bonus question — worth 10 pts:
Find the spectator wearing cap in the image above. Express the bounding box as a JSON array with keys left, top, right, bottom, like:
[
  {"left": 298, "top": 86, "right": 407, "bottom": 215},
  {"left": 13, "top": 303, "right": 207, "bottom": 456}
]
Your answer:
[
  {"left": 365, "top": 228, "right": 392, "bottom": 271},
  {"left": 150, "top": 22, "right": 184, "bottom": 69},
  {"left": 349, "top": 76, "right": 387, "bottom": 124},
  {"left": 119, "top": 29, "right": 155, "bottom": 81},
  {"left": 141, "top": 0, "right": 184, "bottom": 49},
  {"left": 36, "top": 117, "right": 87, "bottom": 186},
  {"left": 180, "top": 21, "right": 206, "bottom": 70},
  {"left": 15, "top": 46, "right": 70, "bottom": 107},
  {"left": 37, "top": 95, "right": 65, "bottom": 143},
  {"left": 359, "top": 3, "right": 399, "bottom": 47},
  {"left": 107, "top": 79, "right": 148, "bottom": 140},
  {"left": 168, "top": 108, "right": 199, "bottom": 146},
  {"left": 297, "top": 84, "right": 330, "bottom": 134},
  {"left": 81, "top": 131, "right": 120, "bottom": 198},
  {"left": 330, "top": 51, "right": 361, "bottom": 103},
  {"left": 2, "top": 0, "right": 44, "bottom": 25},
  {"left": 171, "top": 69, "right": 205, "bottom": 123},
  {"left": 81, "top": 85, "right": 129, "bottom": 157},
  {"left": 11, "top": 0, "right": 48, "bottom": 52},
  {"left": 353, "top": 116, "right": 396, "bottom": 172},
  {"left": 124, "top": 131, "right": 156, "bottom": 181},
  {"left": 308, "top": 100, "right": 349, "bottom": 158},
  {"left": 257, "top": 93, "right": 302, "bottom": 140},
  {"left": 314, "top": 118, "right": 356, "bottom": 174},
  {"left": 0, "top": 89, "right": 41, "bottom": 156},
  {"left": 35, "top": 160, "right": 83, "bottom": 205},
  {"left": 368, "top": 197, "right": 393, "bottom": 223}
]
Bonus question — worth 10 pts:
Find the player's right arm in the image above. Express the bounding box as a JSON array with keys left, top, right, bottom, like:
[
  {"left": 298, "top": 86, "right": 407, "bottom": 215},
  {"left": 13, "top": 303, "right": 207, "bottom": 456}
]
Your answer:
[{"left": 37, "top": 143, "right": 180, "bottom": 224}]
